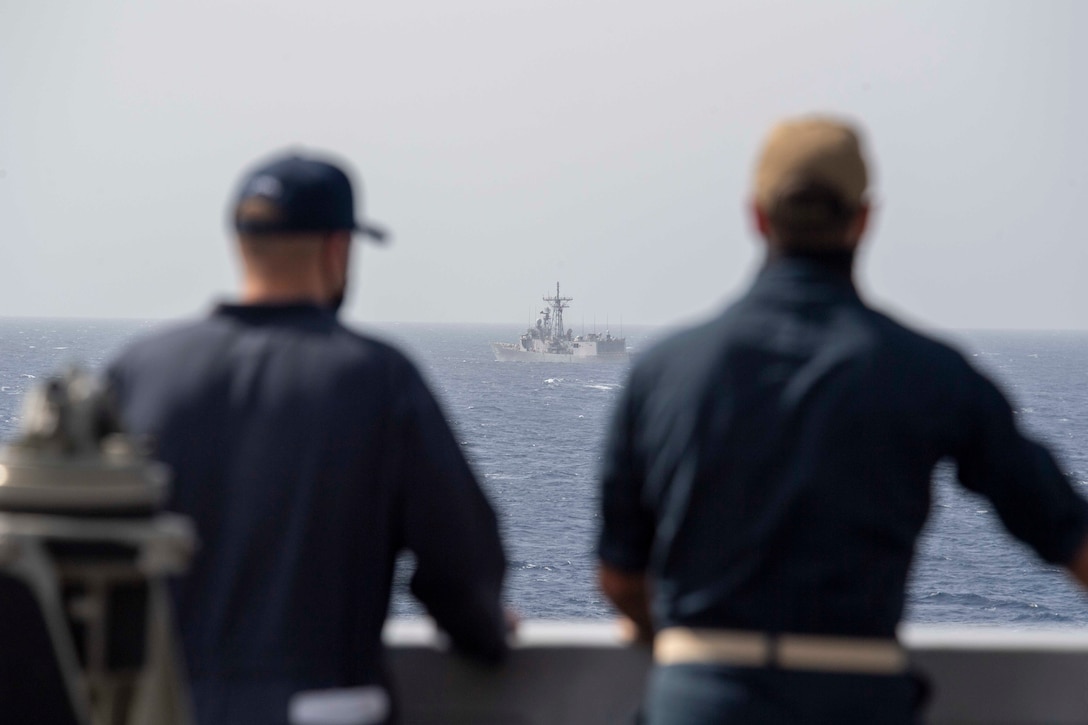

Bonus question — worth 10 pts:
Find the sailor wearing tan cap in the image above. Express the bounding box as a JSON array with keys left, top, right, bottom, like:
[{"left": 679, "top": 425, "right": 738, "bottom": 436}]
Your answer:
[{"left": 597, "top": 116, "right": 1088, "bottom": 723}]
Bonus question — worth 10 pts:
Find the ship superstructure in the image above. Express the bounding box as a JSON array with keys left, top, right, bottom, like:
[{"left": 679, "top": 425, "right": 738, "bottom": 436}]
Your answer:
[{"left": 492, "top": 283, "right": 628, "bottom": 362}]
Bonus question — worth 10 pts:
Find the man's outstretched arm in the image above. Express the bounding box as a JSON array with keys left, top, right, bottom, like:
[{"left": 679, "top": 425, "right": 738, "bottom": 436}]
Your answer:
[
  {"left": 597, "top": 379, "right": 657, "bottom": 643},
  {"left": 397, "top": 367, "right": 509, "bottom": 664}
]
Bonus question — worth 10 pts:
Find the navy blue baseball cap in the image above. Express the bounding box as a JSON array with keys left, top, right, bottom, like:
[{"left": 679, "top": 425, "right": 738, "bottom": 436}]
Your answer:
[{"left": 231, "top": 151, "right": 388, "bottom": 242}]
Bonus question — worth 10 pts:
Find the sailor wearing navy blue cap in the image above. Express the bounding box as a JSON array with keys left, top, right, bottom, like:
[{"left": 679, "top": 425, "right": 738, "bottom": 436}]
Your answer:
[
  {"left": 107, "top": 150, "right": 508, "bottom": 725},
  {"left": 597, "top": 117, "right": 1088, "bottom": 724},
  {"left": 229, "top": 152, "right": 389, "bottom": 315}
]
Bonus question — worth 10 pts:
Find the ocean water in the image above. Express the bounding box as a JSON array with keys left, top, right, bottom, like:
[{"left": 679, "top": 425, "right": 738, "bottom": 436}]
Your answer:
[{"left": 1, "top": 318, "right": 1087, "bottom": 626}]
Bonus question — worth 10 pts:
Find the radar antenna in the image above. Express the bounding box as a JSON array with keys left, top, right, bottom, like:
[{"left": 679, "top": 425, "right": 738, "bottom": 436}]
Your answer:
[{"left": 543, "top": 282, "right": 573, "bottom": 342}]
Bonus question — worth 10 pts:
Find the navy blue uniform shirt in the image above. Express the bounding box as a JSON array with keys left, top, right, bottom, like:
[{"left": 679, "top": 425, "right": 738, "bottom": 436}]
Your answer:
[
  {"left": 108, "top": 303, "right": 506, "bottom": 722},
  {"left": 599, "top": 255, "right": 1088, "bottom": 638}
]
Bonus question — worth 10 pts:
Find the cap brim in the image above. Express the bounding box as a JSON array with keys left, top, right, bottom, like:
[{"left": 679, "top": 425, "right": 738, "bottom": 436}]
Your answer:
[{"left": 356, "top": 221, "right": 390, "bottom": 244}]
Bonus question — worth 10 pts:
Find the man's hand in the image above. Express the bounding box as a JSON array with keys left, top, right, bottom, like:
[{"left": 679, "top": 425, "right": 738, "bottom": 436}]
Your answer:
[
  {"left": 598, "top": 564, "right": 654, "bottom": 644},
  {"left": 616, "top": 616, "right": 654, "bottom": 646},
  {"left": 504, "top": 607, "right": 521, "bottom": 636},
  {"left": 1069, "top": 534, "right": 1088, "bottom": 589}
]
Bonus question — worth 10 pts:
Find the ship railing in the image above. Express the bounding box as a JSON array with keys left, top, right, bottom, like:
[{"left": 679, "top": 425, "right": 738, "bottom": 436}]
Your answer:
[{"left": 384, "top": 618, "right": 1088, "bottom": 724}]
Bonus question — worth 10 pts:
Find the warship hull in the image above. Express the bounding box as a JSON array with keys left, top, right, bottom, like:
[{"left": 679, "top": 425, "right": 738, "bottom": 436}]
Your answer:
[{"left": 492, "top": 341, "right": 628, "bottom": 363}]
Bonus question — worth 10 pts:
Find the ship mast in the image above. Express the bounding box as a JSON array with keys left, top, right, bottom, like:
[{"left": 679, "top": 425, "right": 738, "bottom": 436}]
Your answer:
[{"left": 544, "top": 282, "right": 573, "bottom": 341}]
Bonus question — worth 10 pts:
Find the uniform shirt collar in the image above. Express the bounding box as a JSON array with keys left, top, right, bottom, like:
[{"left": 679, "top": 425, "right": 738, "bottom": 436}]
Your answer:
[
  {"left": 212, "top": 301, "right": 338, "bottom": 326},
  {"left": 748, "top": 250, "right": 861, "bottom": 304}
]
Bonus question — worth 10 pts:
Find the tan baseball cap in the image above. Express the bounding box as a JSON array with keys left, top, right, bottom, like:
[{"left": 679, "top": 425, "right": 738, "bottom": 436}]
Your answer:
[{"left": 753, "top": 116, "right": 868, "bottom": 211}]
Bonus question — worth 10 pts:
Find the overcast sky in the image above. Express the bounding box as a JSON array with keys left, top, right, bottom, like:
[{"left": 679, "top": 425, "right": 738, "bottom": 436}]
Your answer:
[{"left": 1, "top": 1, "right": 1084, "bottom": 329}]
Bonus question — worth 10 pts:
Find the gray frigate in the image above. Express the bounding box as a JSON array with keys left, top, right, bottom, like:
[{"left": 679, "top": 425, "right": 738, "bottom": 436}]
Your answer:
[{"left": 492, "top": 283, "right": 628, "bottom": 363}]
